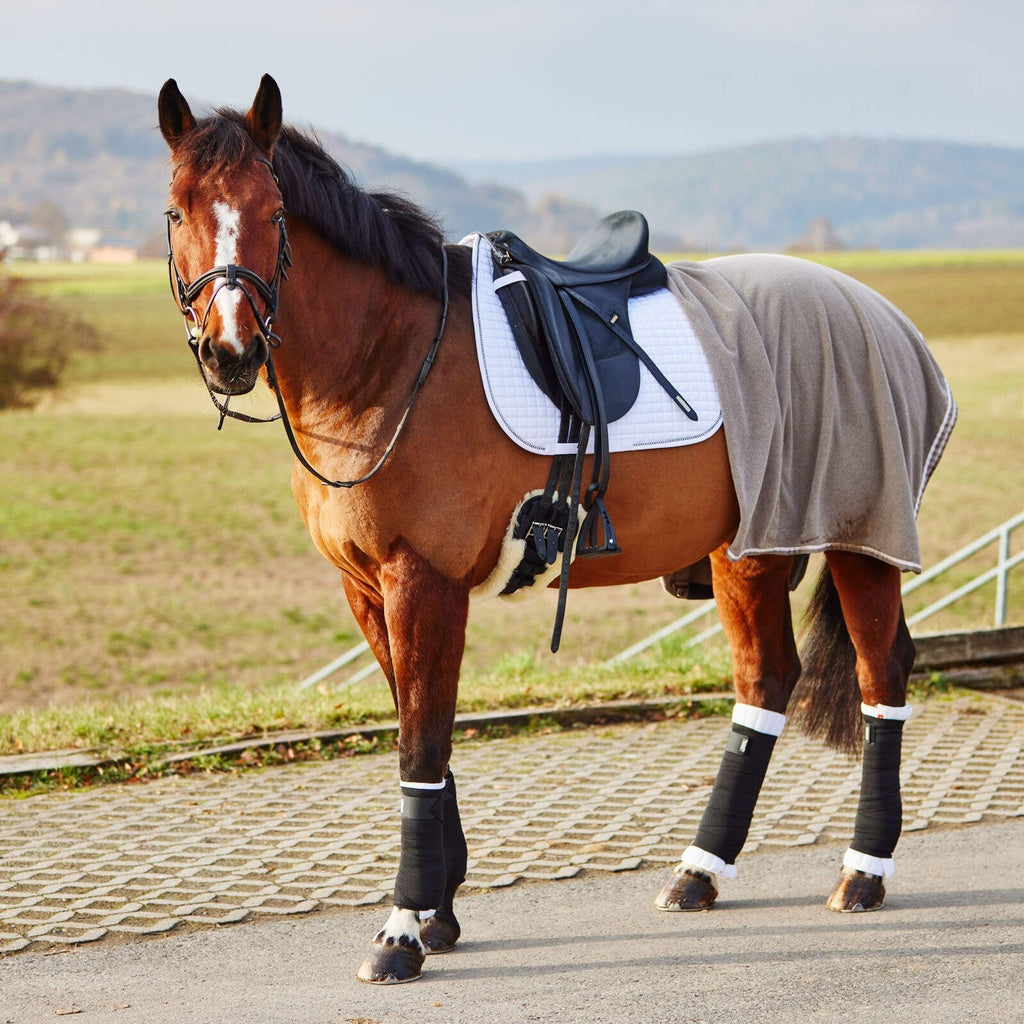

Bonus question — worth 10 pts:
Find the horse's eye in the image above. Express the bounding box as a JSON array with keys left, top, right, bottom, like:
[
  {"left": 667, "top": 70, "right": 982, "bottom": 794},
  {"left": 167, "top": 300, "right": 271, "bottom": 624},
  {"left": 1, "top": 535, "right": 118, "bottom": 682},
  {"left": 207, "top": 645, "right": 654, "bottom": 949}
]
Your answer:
[
  {"left": 165, "top": 208, "right": 183, "bottom": 225},
  {"left": 271, "top": 208, "right": 286, "bottom": 225}
]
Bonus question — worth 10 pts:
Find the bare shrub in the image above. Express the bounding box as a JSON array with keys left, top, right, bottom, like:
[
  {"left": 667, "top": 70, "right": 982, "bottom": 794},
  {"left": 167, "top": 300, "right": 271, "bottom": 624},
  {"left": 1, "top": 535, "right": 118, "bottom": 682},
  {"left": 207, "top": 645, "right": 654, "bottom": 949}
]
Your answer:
[{"left": 0, "top": 270, "right": 98, "bottom": 409}]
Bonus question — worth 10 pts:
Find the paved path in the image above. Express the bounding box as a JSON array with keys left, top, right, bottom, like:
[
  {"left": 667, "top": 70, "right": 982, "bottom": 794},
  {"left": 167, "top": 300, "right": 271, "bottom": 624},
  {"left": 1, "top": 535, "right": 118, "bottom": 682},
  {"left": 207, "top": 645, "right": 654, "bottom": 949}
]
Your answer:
[{"left": 2, "top": 694, "right": 1024, "bottom": 1022}]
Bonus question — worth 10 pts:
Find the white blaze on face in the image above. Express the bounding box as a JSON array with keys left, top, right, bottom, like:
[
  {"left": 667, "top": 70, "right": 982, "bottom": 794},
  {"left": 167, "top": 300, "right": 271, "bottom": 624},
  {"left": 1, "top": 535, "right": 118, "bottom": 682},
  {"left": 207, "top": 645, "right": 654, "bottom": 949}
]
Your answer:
[{"left": 212, "top": 200, "right": 245, "bottom": 353}]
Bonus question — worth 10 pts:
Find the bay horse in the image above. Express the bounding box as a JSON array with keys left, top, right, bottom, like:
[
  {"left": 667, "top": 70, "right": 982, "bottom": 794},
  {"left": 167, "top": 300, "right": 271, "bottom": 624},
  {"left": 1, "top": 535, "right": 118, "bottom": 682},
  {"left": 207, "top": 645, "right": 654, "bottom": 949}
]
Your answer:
[{"left": 158, "top": 75, "right": 956, "bottom": 984}]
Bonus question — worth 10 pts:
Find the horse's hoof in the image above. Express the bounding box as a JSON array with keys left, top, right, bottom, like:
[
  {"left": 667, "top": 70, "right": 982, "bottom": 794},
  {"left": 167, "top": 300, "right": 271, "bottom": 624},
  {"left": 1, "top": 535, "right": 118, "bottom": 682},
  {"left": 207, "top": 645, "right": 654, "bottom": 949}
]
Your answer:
[
  {"left": 827, "top": 868, "right": 886, "bottom": 913},
  {"left": 421, "top": 912, "right": 461, "bottom": 954},
  {"left": 655, "top": 868, "right": 719, "bottom": 912},
  {"left": 356, "top": 941, "right": 424, "bottom": 984}
]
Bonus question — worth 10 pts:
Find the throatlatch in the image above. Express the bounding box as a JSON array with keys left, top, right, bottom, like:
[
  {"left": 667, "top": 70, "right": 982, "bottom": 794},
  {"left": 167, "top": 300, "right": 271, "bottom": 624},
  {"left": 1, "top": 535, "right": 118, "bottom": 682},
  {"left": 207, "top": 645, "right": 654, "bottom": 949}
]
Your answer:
[{"left": 843, "top": 703, "right": 911, "bottom": 878}]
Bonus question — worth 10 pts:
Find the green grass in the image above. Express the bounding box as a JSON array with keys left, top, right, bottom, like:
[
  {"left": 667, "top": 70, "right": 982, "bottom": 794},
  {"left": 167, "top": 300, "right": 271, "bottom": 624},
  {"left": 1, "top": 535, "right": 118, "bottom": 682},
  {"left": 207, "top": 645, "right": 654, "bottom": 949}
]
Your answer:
[
  {"left": 835, "top": 264, "right": 1024, "bottom": 339},
  {"left": 1, "top": 253, "right": 1022, "bottom": 769},
  {"left": 781, "top": 249, "right": 1024, "bottom": 270},
  {"left": 0, "top": 636, "right": 734, "bottom": 759},
  {"left": 13, "top": 260, "right": 186, "bottom": 381}
]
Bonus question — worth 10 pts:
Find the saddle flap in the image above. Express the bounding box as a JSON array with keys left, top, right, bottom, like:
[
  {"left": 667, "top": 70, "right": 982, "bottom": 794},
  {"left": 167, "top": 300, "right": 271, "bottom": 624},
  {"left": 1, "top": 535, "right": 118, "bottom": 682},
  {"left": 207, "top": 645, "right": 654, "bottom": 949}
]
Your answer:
[
  {"left": 493, "top": 270, "right": 561, "bottom": 401},
  {"left": 518, "top": 266, "right": 641, "bottom": 425}
]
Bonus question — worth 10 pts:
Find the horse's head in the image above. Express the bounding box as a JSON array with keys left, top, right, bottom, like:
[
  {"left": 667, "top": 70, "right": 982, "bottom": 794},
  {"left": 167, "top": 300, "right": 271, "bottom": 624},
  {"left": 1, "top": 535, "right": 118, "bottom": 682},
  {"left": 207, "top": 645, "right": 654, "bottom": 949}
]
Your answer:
[{"left": 159, "top": 75, "right": 289, "bottom": 396}]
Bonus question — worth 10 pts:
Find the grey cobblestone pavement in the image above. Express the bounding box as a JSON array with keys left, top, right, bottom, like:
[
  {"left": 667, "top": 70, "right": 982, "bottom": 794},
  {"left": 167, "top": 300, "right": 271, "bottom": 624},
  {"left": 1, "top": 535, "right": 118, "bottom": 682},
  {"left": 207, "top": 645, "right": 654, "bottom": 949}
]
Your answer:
[{"left": 2, "top": 694, "right": 1023, "bottom": 955}]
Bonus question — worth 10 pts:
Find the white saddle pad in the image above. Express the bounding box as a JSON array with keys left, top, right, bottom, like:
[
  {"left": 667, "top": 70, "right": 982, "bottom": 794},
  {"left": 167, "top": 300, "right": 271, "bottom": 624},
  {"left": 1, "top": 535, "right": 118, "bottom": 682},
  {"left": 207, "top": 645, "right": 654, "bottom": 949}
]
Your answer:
[{"left": 466, "top": 233, "right": 722, "bottom": 455}]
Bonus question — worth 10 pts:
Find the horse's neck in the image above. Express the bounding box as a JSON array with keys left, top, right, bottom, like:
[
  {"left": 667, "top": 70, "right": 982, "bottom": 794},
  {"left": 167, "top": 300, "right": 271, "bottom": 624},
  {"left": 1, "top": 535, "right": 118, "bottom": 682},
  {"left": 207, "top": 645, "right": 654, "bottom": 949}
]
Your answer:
[{"left": 268, "top": 226, "right": 438, "bottom": 435}]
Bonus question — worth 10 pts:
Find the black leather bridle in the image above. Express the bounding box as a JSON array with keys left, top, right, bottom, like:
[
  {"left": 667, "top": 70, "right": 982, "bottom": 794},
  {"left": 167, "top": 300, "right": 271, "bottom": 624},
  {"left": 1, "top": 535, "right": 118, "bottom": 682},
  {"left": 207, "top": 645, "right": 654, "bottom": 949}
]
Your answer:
[{"left": 165, "top": 156, "right": 449, "bottom": 488}]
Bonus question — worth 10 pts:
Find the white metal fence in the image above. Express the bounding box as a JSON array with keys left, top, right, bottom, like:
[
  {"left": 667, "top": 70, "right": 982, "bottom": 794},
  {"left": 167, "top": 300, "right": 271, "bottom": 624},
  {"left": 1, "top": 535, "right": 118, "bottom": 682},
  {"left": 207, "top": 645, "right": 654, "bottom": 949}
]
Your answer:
[
  {"left": 607, "top": 510, "right": 1024, "bottom": 666},
  {"left": 901, "top": 511, "right": 1024, "bottom": 630}
]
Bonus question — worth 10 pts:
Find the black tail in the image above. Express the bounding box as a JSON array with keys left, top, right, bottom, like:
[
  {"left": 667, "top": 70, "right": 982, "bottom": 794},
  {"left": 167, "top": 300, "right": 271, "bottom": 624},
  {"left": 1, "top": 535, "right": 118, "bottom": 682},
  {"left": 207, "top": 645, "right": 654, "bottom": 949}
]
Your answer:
[{"left": 790, "top": 563, "right": 863, "bottom": 755}]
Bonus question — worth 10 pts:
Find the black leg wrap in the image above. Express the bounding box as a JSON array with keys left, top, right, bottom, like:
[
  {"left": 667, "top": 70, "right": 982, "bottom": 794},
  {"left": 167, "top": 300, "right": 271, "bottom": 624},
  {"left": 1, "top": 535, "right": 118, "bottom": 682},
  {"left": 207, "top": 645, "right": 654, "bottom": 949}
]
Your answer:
[
  {"left": 421, "top": 771, "right": 469, "bottom": 954},
  {"left": 393, "top": 785, "right": 446, "bottom": 911},
  {"left": 441, "top": 772, "right": 467, "bottom": 897},
  {"left": 851, "top": 716, "right": 904, "bottom": 860},
  {"left": 693, "top": 725, "right": 777, "bottom": 866}
]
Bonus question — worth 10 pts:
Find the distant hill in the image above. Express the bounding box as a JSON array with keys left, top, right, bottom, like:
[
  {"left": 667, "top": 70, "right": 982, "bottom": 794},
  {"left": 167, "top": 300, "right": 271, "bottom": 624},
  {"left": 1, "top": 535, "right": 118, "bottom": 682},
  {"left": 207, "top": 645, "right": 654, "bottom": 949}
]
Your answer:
[
  {"left": 3, "top": 81, "right": 1023, "bottom": 253},
  {"left": 0, "top": 81, "right": 612, "bottom": 252},
  {"left": 460, "top": 138, "right": 1024, "bottom": 250},
  {"left": 0, "top": 81, "right": 166, "bottom": 245}
]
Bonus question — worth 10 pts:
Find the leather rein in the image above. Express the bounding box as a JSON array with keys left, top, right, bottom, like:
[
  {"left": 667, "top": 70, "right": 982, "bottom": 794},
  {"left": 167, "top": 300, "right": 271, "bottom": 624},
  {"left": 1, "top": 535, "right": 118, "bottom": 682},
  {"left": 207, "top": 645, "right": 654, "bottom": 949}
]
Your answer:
[{"left": 165, "top": 157, "right": 450, "bottom": 489}]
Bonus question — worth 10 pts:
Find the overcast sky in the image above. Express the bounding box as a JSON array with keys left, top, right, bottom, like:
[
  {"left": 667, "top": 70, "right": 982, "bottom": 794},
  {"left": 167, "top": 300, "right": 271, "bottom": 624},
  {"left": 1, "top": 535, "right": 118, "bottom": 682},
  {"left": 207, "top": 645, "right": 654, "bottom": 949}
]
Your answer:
[{"left": 2, "top": 0, "right": 1021, "bottom": 164}]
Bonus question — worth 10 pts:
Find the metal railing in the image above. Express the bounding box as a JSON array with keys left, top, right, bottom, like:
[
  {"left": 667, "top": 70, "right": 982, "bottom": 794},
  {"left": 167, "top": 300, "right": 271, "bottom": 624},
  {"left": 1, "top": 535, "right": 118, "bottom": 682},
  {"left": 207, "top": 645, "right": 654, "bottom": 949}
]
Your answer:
[
  {"left": 297, "top": 640, "right": 374, "bottom": 691},
  {"left": 608, "top": 510, "right": 1024, "bottom": 665},
  {"left": 299, "top": 511, "right": 1024, "bottom": 688},
  {"left": 901, "top": 511, "right": 1024, "bottom": 630}
]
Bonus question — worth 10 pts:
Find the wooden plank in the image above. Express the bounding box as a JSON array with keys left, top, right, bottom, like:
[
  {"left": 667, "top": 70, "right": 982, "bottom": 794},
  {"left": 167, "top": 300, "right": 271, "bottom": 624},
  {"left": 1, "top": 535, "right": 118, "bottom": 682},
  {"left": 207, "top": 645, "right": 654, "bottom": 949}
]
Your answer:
[
  {"left": 913, "top": 626, "right": 1024, "bottom": 670},
  {"left": 918, "top": 664, "right": 1024, "bottom": 689}
]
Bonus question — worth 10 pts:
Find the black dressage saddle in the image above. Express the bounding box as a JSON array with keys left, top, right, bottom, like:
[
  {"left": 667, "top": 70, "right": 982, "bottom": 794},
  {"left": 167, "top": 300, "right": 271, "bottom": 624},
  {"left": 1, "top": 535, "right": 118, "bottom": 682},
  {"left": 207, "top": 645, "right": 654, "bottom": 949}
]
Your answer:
[
  {"left": 486, "top": 211, "right": 699, "bottom": 649},
  {"left": 488, "top": 210, "right": 692, "bottom": 425}
]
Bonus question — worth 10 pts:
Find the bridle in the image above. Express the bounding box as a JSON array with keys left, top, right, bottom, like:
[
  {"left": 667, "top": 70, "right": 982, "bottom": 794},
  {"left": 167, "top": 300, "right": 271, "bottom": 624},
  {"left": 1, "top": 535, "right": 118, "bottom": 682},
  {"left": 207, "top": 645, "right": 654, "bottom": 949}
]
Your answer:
[
  {"left": 165, "top": 156, "right": 450, "bottom": 488},
  {"left": 166, "top": 156, "right": 291, "bottom": 426}
]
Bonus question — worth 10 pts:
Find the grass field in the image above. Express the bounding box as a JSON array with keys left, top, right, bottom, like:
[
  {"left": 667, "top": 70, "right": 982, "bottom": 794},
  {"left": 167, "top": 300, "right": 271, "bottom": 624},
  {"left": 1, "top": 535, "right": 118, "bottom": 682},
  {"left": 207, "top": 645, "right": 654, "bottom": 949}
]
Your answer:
[{"left": 1, "top": 251, "right": 1022, "bottom": 761}]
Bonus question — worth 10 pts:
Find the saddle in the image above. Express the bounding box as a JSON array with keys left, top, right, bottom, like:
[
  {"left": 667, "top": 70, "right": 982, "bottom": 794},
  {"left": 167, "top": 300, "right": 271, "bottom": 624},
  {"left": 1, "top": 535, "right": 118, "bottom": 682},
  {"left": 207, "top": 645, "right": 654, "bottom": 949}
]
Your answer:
[
  {"left": 489, "top": 211, "right": 691, "bottom": 423},
  {"left": 486, "top": 211, "right": 699, "bottom": 650}
]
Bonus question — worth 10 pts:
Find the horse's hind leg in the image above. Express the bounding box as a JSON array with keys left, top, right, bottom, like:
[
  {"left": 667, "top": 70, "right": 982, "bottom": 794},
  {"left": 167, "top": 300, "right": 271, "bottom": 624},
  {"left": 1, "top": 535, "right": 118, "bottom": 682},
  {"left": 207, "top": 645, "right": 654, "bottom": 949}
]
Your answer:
[
  {"left": 657, "top": 550, "right": 801, "bottom": 911},
  {"left": 822, "top": 550, "right": 915, "bottom": 913}
]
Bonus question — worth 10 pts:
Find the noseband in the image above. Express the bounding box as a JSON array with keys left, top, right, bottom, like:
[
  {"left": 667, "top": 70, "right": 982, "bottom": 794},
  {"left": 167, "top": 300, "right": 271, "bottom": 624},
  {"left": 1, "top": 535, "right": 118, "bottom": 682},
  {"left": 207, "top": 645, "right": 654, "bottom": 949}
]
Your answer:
[{"left": 165, "top": 155, "right": 450, "bottom": 487}]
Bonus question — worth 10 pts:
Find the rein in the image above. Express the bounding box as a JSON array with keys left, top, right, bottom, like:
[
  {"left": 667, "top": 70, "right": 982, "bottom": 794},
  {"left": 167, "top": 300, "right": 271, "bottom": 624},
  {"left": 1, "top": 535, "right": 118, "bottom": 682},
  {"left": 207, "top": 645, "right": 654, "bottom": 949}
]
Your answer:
[{"left": 166, "top": 158, "right": 450, "bottom": 488}]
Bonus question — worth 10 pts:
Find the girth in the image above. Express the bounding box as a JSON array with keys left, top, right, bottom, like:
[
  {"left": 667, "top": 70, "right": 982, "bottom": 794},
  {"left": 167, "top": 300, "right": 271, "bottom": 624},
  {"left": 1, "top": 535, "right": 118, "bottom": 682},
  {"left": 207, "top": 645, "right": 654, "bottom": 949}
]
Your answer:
[{"left": 486, "top": 211, "right": 699, "bottom": 650}]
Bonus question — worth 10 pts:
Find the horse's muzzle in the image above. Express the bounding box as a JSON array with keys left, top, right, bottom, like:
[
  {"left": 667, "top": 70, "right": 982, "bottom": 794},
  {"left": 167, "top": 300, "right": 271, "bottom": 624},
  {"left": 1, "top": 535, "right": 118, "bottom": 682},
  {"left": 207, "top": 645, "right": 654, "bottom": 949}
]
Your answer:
[{"left": 197, "top": 333, "right": 268, "bottom": 395}]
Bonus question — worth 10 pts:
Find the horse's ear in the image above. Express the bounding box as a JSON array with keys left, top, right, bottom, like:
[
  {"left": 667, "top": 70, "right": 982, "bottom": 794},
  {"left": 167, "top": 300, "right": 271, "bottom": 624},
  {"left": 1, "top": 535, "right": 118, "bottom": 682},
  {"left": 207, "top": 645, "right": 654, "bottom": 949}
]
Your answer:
[
  {"left": 158, "top": 79, "right": 196, "bottom": 147},
  {"left": 245, "top": 74, "right": 283, "bottom": 155}
]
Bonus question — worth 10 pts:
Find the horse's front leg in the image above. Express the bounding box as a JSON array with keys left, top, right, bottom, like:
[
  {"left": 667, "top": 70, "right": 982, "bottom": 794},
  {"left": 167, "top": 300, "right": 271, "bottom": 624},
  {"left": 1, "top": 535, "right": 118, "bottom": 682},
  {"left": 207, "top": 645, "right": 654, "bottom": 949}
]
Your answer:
[
  {"left": 657, "top": 552, "right": 800, "bottom": 911},
  {"left": 352, "top": 548, "right": 471, "bottom": 985}
]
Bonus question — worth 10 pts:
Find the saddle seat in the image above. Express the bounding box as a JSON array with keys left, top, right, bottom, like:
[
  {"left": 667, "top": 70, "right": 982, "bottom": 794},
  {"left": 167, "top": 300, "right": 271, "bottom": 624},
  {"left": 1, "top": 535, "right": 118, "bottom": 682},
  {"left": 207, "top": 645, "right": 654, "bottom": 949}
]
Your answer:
[{"left": 496, "top": 209, "right": 667, "bottom": 290}]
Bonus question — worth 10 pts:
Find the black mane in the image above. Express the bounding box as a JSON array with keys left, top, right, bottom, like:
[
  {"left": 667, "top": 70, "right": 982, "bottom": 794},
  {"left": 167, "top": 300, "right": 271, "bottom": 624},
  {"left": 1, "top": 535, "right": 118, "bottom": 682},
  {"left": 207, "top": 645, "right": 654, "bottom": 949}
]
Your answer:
[{"left": 180, "top": 108, "right": 465, "bottom": 299}]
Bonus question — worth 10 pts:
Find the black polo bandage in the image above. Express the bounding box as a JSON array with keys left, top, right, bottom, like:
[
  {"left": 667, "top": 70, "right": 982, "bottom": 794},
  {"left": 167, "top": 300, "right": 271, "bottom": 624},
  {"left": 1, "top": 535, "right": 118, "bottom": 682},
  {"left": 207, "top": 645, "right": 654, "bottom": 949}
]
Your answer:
[
  {"left": 693, "top": 723, "right": 778, "bottom": 868},
  {"left": 441, "top": 772, "right": 467, "bottom": 895},
  {"left": 393, "top": 783, "right": 446, "bottom": 911},
  {"left": 848, "top": 712, "right": 906, "bottom": 870}
]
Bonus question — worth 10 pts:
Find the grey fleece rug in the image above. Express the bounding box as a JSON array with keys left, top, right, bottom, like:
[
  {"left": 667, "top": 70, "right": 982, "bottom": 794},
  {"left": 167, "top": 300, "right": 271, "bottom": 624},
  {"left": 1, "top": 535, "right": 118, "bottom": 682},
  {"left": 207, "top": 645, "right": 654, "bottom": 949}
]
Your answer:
[{"left": 666, "top": 253, "right": 957, "bottom": 571}]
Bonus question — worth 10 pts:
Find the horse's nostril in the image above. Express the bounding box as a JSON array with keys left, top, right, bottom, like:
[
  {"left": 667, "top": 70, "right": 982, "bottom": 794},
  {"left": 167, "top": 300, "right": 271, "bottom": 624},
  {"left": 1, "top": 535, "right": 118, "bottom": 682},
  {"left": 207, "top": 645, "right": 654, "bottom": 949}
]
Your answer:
[
  {"left": 199, "top": 336, "right": 220, "bottom": 371},
  {"left": 251, "top": 334, "right": 269, "bottom": 364}
]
